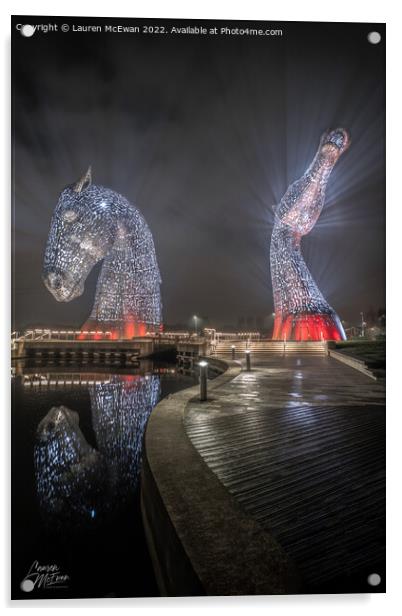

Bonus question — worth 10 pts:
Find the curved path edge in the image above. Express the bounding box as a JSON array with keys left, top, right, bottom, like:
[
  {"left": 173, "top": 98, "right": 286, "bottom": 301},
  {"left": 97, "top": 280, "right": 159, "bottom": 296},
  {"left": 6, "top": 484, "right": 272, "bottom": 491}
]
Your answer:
[{"left": 141, "top": 359, "right": 301, "bottom": 596}]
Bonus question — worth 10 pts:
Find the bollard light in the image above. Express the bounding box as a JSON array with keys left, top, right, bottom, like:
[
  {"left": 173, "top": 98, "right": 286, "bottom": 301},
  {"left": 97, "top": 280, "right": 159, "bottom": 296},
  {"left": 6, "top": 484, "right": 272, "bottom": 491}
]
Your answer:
[
  {"left": 199, "top": 360, "right": 208, "bottom": 401},
  {"left": 245, "top": 349, "right": 251, "bottom": 371},
  {"left": 231, "top": 345, "right": 236, "bottom": 360}
]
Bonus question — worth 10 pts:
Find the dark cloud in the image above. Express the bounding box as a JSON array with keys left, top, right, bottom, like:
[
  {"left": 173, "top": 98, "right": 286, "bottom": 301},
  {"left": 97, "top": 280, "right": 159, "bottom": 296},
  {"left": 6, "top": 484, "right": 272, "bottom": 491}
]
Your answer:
[{"left": 12, "top": 18, "right": 385, "bottom": 330}]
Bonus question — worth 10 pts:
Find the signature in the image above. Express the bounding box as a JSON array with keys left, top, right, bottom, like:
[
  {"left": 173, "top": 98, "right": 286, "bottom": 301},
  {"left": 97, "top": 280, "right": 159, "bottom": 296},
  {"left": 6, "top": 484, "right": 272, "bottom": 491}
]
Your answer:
[{"left": 20, "top": 560, "right": 69, "bottom": 592}]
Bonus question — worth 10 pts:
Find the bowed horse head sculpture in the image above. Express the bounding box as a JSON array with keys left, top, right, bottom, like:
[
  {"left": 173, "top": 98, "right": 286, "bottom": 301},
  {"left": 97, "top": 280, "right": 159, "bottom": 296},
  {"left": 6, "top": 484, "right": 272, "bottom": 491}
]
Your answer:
[{"left": 43, "top": 167, "right": 162, "bottom": 339}]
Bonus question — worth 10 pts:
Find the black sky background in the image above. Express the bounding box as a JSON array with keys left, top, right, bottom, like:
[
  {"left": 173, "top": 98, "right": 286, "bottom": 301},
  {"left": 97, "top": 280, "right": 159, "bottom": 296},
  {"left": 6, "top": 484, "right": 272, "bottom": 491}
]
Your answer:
[{"left": 11, "top": 17, "right": 385, "bottom": 331}]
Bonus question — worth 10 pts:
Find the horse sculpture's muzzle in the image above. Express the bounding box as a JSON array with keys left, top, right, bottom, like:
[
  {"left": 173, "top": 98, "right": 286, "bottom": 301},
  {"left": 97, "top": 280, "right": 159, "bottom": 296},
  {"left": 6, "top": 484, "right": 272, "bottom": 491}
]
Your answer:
[{"left": 43, "top": 269, "right": 83, "bottom": 302}]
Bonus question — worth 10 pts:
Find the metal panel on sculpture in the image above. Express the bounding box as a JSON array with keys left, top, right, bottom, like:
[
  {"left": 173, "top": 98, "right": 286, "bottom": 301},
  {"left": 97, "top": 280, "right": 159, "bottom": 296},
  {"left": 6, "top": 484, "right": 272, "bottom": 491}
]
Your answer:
[
  {"left": 43, "top": 168, "right": 162, "bottom": 339},
  {"left": 270, "top": 129, "right": 349, "bottom": 341}
]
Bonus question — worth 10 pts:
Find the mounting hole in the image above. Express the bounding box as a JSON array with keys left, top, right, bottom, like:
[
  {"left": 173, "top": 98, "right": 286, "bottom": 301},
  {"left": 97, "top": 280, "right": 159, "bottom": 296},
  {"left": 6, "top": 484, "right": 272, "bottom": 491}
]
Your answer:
[
  {"left": 367, "top": 573, "right": 381, "bottom": 586},
  {"left": 20, "top": 578, "right": 34, "bottom": 592},
  {"left": 20, "top": 24, "right": 35, "bottom": 37},
  {"left": 367, "top": 31, "right": 381, "bottom": 45}
]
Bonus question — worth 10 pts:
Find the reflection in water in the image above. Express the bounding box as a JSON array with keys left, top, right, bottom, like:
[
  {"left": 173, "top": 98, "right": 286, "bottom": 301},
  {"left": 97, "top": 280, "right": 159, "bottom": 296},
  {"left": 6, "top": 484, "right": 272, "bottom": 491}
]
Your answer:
[
  {"left": 90, "top": 375, "right": 160, "bottom": 500},
  {"left": 12, "top": 361, "right": 198, "bottom": 598},
  {"left": 34, "top": 373, "right": 161, "bottom": 528}
]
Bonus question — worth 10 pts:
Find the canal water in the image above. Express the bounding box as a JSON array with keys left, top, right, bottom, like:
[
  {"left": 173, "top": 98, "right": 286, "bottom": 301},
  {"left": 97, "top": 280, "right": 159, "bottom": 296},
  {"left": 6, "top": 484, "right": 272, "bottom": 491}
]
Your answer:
[{"left": 11, "top": 359, "right": 198, "bottom": 599}]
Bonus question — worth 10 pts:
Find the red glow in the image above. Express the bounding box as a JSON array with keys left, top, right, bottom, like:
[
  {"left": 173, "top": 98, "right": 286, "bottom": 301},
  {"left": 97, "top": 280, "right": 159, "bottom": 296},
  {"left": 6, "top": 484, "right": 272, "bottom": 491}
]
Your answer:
[
  {"left": 77, "top": 319, "right": 157, "bottom": 340},
  {"left": 119, "top": 374, "right": 142, "bottom": 383},
  {"left": 272, "top": 313, "right": 344, "bottom": 341},
  {"left": 124, "top": 321, "right": 135, "bottom": 339},
  {"left": 123, "top": 320, "right": 147, "bottom": 338}
]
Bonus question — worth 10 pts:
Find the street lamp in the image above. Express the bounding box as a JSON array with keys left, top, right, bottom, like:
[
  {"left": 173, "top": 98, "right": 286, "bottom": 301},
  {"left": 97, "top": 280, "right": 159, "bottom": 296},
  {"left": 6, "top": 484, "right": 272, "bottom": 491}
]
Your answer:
[
  {"left": 199, "top": 360, "right": 208, "bottom": 401},
  {"left": 245, "top": 349, "right": 251, "bottom": 371},
  {"left": 231, "top": 344, "right": 236, "bottom": 360},
  {"left": 193, "top": 315, "right": 198, "bottom": 336},
  {"left": 360, "top": 312, "right": 365, "bottom": 337},
  {"left": 271, "top": 312, "right": 276, "bottom": 338}
]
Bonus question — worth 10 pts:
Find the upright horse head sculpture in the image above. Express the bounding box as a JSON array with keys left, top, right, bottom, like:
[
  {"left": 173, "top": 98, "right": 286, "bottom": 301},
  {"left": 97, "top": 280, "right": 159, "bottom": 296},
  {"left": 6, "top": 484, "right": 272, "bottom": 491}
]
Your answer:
[
  {"left": 270, "top": 129, "right": 350, "bottom": 341},
  {"left": 43, "top": 168, "right": 162, "bottom": 339}
]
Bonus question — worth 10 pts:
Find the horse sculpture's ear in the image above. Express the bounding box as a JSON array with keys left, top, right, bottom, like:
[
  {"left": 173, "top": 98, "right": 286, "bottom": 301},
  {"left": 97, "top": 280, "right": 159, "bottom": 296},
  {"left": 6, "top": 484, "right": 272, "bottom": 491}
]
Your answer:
[{"left": 74, "top": 166, "right": 92, "bottom": 193}]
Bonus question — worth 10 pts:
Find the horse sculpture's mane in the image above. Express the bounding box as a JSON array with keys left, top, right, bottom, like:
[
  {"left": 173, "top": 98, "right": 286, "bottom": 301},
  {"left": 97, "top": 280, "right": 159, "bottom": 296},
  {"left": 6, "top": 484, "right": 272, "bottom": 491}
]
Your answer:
[
  {"left": 270, "top": 128, "right": 350, "bottom": 341},
  {"left": 43, "top": 167, "right": 162, "bottom": 339}
]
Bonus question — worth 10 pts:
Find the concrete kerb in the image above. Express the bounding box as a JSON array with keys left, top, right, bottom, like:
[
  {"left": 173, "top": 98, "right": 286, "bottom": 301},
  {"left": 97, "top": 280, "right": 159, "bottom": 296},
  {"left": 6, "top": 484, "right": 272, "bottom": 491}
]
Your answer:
[
  {"left": 141, "top": 358, "right": 301, "bottom": 596},
  {"left": 328, "top": 349, "right": 378, "bottom": 380}
]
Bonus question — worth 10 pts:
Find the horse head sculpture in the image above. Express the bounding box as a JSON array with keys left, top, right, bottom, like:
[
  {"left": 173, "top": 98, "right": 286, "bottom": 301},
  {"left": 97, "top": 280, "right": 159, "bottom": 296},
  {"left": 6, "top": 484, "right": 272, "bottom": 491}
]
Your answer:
[{"left": 43, "top": 168, "right": 162, "bottom": 338}]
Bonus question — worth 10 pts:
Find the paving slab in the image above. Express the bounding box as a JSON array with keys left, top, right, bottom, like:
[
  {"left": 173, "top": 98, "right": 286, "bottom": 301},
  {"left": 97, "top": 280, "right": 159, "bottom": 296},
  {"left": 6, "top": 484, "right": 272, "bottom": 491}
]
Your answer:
[{"left": 185, "top": 355, "right": 385, "bottom": 592}]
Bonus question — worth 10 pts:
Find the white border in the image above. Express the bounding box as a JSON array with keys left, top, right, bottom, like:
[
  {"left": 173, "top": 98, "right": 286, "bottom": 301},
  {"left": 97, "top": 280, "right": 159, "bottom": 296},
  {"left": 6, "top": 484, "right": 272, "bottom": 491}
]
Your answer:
[{"left": 2, "top": 1, "right": 401, "bottom": 614}]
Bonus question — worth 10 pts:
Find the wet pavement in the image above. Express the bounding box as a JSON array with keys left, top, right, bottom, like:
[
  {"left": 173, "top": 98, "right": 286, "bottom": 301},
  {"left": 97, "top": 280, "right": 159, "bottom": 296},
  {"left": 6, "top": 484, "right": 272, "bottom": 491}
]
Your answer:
[{"left": 185, "top": 355, "right": 385, "bottom": 593}]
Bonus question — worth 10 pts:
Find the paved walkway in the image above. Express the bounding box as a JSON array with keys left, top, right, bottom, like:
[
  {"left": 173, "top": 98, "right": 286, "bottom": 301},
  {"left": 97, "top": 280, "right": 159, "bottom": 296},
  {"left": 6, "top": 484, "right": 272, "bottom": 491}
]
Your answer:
[{"left": 185, "top": 355, "right": 385, "bottom": 592}]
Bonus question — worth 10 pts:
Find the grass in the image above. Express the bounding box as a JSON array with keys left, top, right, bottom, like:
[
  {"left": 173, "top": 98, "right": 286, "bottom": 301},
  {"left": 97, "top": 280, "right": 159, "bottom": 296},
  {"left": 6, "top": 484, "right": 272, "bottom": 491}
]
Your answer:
[{"left": 334, "top": 340, "right": 386, "bottom": 369}]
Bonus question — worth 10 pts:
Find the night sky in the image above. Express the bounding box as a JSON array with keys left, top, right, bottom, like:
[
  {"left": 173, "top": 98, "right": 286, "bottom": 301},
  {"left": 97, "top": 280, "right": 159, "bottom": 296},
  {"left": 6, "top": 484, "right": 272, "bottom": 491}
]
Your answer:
[{"left": 12, "top": 17, "right": 385, "bottom": 331}]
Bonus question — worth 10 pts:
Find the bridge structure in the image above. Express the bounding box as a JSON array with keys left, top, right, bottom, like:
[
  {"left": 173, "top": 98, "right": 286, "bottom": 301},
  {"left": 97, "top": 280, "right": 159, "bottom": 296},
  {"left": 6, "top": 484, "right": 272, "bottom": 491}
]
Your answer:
[
  {"left": 11, "top": 328, "right": 184, "bottom": 362},
  {"left": 11, "top": 328, "right": 330, "bottom": 365}
]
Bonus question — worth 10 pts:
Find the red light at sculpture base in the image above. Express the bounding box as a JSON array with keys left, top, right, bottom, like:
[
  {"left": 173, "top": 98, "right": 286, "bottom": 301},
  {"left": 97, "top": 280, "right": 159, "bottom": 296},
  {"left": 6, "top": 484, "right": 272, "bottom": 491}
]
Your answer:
[
  {"left": 272, "top": 314, "right": 344, "bottom": 341},
  {"left": 77, "top": 320, "right": 153, "bottom": 340}
]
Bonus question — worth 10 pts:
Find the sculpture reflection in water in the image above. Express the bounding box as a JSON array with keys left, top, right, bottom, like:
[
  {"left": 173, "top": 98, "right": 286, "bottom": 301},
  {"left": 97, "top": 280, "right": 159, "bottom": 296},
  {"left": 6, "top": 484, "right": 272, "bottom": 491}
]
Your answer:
[{"left": 34, "top": 374, "right": 161, "bottom": 528}]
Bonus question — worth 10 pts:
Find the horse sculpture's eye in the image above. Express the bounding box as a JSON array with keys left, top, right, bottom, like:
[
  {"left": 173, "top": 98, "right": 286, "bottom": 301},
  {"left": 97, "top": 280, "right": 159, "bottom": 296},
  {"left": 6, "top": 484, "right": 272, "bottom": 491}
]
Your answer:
[{"left": 63, "top": 210, "right": 78, "bottom": 223}]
